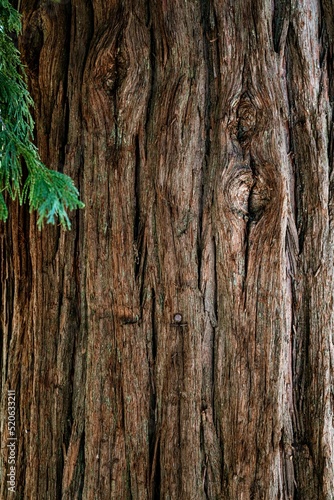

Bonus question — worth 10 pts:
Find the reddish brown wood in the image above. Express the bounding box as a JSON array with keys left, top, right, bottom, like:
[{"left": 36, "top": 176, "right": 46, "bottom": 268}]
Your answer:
[{"left": 0, "top": 0, "right": 333, "bottom": 498}]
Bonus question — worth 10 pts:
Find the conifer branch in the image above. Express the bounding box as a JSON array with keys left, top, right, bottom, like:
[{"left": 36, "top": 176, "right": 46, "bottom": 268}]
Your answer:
[{"left": 0, "top": 0, "right": 84, "bottom": 229}]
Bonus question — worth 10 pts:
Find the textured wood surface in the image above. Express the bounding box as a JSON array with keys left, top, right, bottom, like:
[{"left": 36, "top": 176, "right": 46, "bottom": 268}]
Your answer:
[{"left": 0, "top": 0, "right": 333, "bottom": 498}]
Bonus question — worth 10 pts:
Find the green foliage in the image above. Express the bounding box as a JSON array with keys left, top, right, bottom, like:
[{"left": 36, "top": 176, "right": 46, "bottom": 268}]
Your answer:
[{"left": 0, "top": 0, "right": 84, "bottom": 229}]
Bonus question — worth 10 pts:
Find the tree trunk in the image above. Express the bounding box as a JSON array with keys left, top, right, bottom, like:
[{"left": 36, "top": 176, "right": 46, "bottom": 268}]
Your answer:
[{"left": 1, "top": 0, "right": 334, "bottom": 498}]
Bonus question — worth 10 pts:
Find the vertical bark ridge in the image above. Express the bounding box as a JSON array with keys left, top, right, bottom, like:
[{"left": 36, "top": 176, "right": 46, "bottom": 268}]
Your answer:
[
  {"left": 286, "top": 2, "right": 334, "bottom": 497},
  {"left": 144, "top": 2, "right": 206, "bottom": 497},
  {"left": 208, "top": 0, "right": 294, "bottom": 497},
  {"left": 80, "top": 1, "right": 152, "bottom": 497}
]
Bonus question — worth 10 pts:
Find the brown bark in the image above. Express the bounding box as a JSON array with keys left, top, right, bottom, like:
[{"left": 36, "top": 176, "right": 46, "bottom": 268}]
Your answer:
[{"left": 1, "top": 0, "right": 334, "bottom": 498}]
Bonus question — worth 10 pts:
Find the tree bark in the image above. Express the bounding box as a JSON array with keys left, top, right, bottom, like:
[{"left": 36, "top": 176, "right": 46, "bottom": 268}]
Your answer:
[{"left": 1, "top": 0, "right": 334, "bottom": 498}]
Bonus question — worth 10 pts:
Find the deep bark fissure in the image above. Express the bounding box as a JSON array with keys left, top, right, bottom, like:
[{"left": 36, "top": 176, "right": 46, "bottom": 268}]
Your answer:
[
  {"left": 58, "top": 4, "right": 71, "bottom": 173},
  {"left": 149, "top": 285, "right": 158, "bottom": 466},
  {"left": 149, "top": 432, "right": 161, "bottom": 500},
  {"left": 243, "top": 214, "right": 253, "bottom": 305},
  {"left": 145, "top": 1, "right": 157, "bottom": 156},
  {"left": 199, "top": 3, "right": 221, "bottom": 463},
  {"left": 198, "top": 0, "right": 213, "bottom": 277},
  {"left": 134, "top": 134, "right": 141, "bottom": 281},
  {"left": 272, "top": 0, "right": 290, "bottom": 54}
]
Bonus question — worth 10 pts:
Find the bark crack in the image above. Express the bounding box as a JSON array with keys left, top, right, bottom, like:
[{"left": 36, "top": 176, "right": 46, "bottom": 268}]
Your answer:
[
  {"left": 145, "top": 1, "right": 156, "bottom": 156},
  {"left": 134, "top": 134, "right": 141, "bottom": 279}
]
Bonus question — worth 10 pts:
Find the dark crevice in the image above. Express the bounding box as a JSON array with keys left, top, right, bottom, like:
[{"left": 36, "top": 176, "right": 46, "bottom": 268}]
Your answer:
[
  {"left": 113, "top": 27, "right": 127, "bottom": 96},
  {"left": 198, "top": 7, "right": 223, "bottom": 466},
  {"left": 149, "top": 387, "right": 157, "bottom": 462},
  {"left": 285, "top": 70, "right": 298, "bottom": 226},
  {"left": 150, "top": 436, "right": 161, "bottom": 500},
  {"left": 243, "top": 159, "right": 256, "bottom": 302},
  {"left": 285, "top": 25, "right": 306, "bottom": 257},
  {"left": 318, "top": 0, "right": 325, "bottom": 41},
  {"left": 328, "top": 123, "right": 334, "bottom": 227},
  {"left": 211, "top": 233, "right": 218, "bottom": 422},
  {"left": 49, "top": 2, "right": 72, "bottom": 161},
  {"left": 272, "top": 0, "right": 290, "bottom": 53},
  {"left": 19, "top": 9, "right": 43, "bottom": 78},
  {"left": 197, "top": 174, "right": 204, "bottom": 290},
  {"left": 243, "top": 215, "right": 252, "bottom": 305},
  {"left": 293, "top": 153, "right": 306, "bottom": 257},
  {"left": 148, "top": 287, "right": 159, "bottom": 500},
  {"left": 77, "top": 431, "right": 86, "bottom": 499},
  {"left": 301, "top": 297, "right": 312, "bottom": 427},
  {"left": 78, "top": 1, "right": 95, "bottom": 123},
  {"left": 199, "top": 2, "right": 218, "bottom": 324},
  {"left": 59, "top": 96, "right": 70, "bottom": 173},
  {"left": 328, "top": 47, "right": 334, "bottom": 105},
  {"left": 134, "top": 134, "right": 141, "bottom": 279},
  {"left": 120, "top": 384, "right": 133, "bottom": 500},
  {"left": 200, "top": 419, "right": 208, "bottom": 499},
  {"left": 138, "top": 249, "right": 147, "bottom": 312},
  {"left": 199, "top": 0, "right": 216, "bottom": 154},
  {"left": 151, "top": 288, "right": 157, "bottom": 361},
  {"left": 212, "top": 232, "right": 218, "bottom": 328},
  {"left": 3, "top": 224, "right": 14, "bottom": 374},
  {"left": 319, "top": 25, "right": 327, "bottom": 69},
  {"left": 292, "top": 290, "right": 312, "bottom": 446},
  {"left": 112, "top": 35, "right": 123, "bottom": 154},
  {"left": 198, "top": 0, "right": 213, "bottom": 290},
  {"left": 145, "top": 1, "right": 157, "bottom": 154},
  {"left": 4, "top": 280, "right": 13, "bottom": 377},
  {"left": 198, "top": 6, "right": 222, "bottom": 481},
  {"left": 211, "top": 9, "right": 220, "bottom": 93}
]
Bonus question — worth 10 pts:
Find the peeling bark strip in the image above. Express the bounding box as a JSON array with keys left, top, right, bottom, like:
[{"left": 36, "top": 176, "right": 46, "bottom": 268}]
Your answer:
[{"left": 0, "top": 0, "right": 333, "bottom": 499}]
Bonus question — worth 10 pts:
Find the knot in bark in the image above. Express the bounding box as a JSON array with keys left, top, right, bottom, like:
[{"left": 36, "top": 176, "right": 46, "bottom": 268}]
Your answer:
[
  {"left": 224, "top": 164, "right": 254, "bottom": 217},
  {"left": 248, "top": 174, "right": 272, "bottom": 221},
  {"left": 224, "top": 163, "right": 272, "bottom": 221},
  {"left": 237, "top": 93, "right": 257, "bottom": 144}
]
